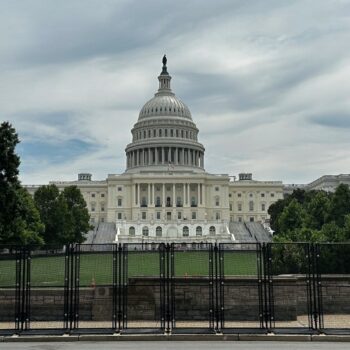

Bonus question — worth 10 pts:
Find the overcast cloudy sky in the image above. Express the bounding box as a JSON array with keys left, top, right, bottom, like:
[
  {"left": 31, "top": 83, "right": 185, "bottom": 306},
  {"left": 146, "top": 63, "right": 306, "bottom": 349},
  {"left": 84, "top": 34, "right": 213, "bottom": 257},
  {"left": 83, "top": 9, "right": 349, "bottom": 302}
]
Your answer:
[{"left": 1, "top": 0, "right": 350, "bottom": 185}]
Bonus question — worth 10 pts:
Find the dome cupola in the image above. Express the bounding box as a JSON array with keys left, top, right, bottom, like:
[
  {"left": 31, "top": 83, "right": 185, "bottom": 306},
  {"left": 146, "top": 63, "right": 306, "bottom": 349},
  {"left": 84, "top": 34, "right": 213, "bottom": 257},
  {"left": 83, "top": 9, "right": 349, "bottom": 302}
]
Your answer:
[{"left": 125, "top": 56, "right": 205, "bottom": 173}]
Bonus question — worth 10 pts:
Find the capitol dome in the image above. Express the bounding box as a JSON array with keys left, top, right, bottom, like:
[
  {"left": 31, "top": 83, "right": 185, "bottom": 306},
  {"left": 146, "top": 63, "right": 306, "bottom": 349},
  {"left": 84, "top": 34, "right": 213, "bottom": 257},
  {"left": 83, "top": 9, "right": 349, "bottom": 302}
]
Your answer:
[{"left": 125, "top": 55, "right": 205, "bottom": 173}]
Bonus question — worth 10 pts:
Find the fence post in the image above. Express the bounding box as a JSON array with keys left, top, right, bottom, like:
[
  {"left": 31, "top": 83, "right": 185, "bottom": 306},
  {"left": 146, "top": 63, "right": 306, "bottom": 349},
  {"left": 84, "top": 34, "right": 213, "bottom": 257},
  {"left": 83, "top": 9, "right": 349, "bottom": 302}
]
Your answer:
[{"left": 214, "top": 243, "right": 220, "bottom": 332}]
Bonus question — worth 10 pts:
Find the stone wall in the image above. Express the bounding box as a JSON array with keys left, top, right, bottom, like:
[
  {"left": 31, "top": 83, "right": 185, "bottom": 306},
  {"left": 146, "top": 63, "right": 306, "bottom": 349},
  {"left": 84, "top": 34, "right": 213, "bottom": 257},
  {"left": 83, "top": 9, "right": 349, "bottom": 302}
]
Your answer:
[{"left": 1, "top": 275, "right": 349, "bottom": 322}]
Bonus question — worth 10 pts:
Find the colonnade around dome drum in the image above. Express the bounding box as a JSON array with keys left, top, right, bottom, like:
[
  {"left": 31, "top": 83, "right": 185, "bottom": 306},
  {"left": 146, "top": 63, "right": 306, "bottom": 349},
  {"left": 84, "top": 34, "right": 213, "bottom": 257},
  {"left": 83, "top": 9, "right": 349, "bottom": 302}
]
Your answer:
[
  {"left": 131, "top": 182, "right": 205, "bottom": 209},
  {"left": 126, "top": 146, "right": 204, "bottom": 169}
]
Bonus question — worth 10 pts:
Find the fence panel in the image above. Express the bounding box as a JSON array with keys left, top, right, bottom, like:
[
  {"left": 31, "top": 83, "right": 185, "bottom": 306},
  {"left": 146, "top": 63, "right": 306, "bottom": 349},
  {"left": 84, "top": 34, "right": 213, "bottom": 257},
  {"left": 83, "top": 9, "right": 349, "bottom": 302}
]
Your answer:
[
  {"left": 120, "top": 243, "right": 166, "bottom": 333},
  {"left": 25, "top": 247, "right": 68, "bottom": 333},
  {"left": 170, "top": 243, "right": 215, "bottom": 333},
  {"left": 267, "top": 243, "right": 316, "bottom": 332},
  {"left": 219, "top": 243, "right": 264, "bottom": 333},
  {"left": 74, "top": 244, "right": 116, "bottom": 332},
  {"left": 316, "top": 243, "right": 350, "bottom": 334},
  {"left": 0, "top": 247, "right": 21, "bottom": 334}
]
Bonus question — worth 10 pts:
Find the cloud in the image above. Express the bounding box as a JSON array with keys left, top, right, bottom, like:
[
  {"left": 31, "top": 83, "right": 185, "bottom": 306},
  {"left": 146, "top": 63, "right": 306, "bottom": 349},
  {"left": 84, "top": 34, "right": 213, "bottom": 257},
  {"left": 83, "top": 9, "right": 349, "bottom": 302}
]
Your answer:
[{"left": 0, "top": 0, "right": 350, "bottom": 184}]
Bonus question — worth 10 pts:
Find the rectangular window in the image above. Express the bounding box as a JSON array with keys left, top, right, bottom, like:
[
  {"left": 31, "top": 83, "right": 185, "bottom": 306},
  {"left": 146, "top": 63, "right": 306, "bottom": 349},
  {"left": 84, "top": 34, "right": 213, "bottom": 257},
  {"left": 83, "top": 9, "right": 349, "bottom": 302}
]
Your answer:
[
  {"left": 101, "top": 193, "right": 105, "bottom": 198},
  {"left": 91, "top": 206, "right": 95, "bottom": 212},
  {"left": 142, "top": 212, "right": 146, "bottom": 220},
  {"left": 215, "top": 186, "right": 219, "bottom": 191},
  {"left": 117, "top": 213, "right": 122, "bottom": 220},
  {"left": 261, "top": 204, "right": 266, "bottom": 211},
  {"left": 101, "top": 217, "right": 105, "bottom": 222},
  {"left": 192, "top": 212, "right": 196, "bottom": 219},
  {"left": 156, "top": 211, "right": 161, "bottom": 220},
  {"left": 215, "top": 199, "right": 220, "bottom": 206},
  {"left": 117, "top": 187, "right": 122, "bottom": 191},
  {"left": 91, "top": 217, "right": 95, "bottom": 223},
  {"left": 117, "top": 198, "right": 122, "bottom": 206},
  {"left": 178, "top": 212, "right": 182, "bottom": 219},
  {"left": 101, "top": 206, "right": 105, "bottom": 212},
  {"left": 238, "top": 217, "right": 242, "bottom": 222},
  {"left": 238, "top": 203, "right": 242, "bottom": 211},
  {"left": 271, "top": 193, "right": 275, "bottom": 197},
  {"left": 216, "top": 212, "right": 220, "bottom": 220},
  {"left": 238, "top": 193, "right": 241, "bottom": 197},
  {"left": 261, "top": 193, "right": 265, "bottom": 198},
  {"left": 91, "top": 193, "right": 95, "bottom": 198},
  {"left": 229, "top": 203, "right": 232, "bottom": 211},
  {"left": 250, "top": 217, "right": 254, "bottom": 222}
]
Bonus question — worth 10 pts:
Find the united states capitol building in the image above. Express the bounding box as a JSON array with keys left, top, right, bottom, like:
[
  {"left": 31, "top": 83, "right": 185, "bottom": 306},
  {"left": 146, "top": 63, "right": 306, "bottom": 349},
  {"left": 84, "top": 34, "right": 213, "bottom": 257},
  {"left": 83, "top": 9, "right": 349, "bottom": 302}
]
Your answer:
[{"left": 27, "top": 57, "right": 290, "bottom": 243}]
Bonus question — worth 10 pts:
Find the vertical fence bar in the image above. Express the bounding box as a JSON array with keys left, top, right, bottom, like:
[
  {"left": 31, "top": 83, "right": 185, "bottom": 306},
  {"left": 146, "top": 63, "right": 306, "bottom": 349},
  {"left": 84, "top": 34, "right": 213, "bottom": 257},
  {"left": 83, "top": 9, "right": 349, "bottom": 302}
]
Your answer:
[
  {"left": 309, "top": 243, "right": 317, "bottom": 330},
  {"left": 170, "top": 243, "right": 175, "bottom": 330},
  {"left": 314, "top": 244, "right": 323, "bottom": 331},
  {"left": 24, "top": 248, "right": 31, "bottom": 330},
  {"left": 165, "top": 243, "right": 170, "bottom": 333},
  {"left": 257, "top": 243, "right": 264, "bottom": 329},
  {"left": 74, "top": 244, "right": 80, "bottom": 329},
  {"left": 14, "top": 247, "right": 21, "bottom": 332},
  {"left": 214, "top": 244, "right": 219, "bottom": 332},
  {"left": 208, "top": 244, "right": 214, "bottom": 330},
  {"left": 219, "top": 243, "right": 225, "bottom": 331},
  {"left": 122, "top": 244, "right": 128, "bottom": 330},
  {"left": 159, "top": 243, "right": 166, "bottom": 331}
]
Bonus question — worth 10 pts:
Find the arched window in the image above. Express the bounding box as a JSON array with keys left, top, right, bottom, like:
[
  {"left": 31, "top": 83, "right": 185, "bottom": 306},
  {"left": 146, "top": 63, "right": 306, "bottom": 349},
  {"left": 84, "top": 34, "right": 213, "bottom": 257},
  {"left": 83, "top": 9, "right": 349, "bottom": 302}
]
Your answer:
[
  {"left": 196, "top": 226, "right": 202, "bottom": 236},
  {"left": 183, "top": 226, "right": 189, "bottom": 237},
  {"left": 129, "top": 227, "right": 135, "bottom": 236},
  {"left": 209, "top": 226, "right": 216, "bottom": 235},
  {"left": 156, "top": 226, "right": 162, "bottom": 237},
  {"left": 142, "top": 226, "right": 149, "bottom": 236}
]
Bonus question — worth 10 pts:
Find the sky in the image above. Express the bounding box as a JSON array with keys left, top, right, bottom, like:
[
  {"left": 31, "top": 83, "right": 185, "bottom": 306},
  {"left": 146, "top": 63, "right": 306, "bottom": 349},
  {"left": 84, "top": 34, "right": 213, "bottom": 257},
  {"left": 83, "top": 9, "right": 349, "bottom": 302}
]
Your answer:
[{"left": 0, "top": 0, "right": 350, "bottom": 185}]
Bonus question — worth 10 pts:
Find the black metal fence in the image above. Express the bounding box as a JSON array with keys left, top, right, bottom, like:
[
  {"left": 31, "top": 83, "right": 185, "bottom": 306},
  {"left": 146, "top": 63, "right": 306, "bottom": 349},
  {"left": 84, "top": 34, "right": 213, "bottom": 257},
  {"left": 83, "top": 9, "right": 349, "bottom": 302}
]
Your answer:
[{"left": 0, "top": 243, "right": 349, "bottom": 335}]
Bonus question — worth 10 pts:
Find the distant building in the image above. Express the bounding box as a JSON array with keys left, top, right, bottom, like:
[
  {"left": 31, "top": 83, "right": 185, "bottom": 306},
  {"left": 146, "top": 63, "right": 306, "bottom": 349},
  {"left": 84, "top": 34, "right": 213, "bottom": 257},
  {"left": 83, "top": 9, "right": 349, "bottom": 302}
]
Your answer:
[{"left": 307, "top": 174, "right": 350, "bottom": 192}]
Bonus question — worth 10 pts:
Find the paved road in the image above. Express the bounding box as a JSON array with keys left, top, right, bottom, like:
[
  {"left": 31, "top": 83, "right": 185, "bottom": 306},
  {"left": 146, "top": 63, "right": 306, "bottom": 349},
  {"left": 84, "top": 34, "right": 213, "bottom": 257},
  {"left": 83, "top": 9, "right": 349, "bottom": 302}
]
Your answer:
[{"left": 0, "top": 342, "right": 349, "bottom": 350}]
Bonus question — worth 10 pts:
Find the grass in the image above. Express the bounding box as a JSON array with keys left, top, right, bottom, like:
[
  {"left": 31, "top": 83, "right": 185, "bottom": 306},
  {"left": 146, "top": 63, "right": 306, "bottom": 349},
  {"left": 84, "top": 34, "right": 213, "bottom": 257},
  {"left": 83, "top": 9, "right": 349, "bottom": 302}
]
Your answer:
[{"left": 0, "top": 251, "right": 258, "bottom": 287}]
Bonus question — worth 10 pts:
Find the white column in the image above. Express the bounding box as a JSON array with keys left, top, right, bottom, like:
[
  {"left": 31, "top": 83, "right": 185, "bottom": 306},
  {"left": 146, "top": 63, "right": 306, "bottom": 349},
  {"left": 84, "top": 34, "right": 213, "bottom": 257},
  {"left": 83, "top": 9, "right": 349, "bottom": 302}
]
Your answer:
[
  {"left": 147, "top": 183, "right": 150, "bottom": 206},
  {"left": 175, "top": 148, "right": 178, "bottom": 165},
  {"left": 138, "top": 183, "right": 141, "bottom": 207},
  {"left": 183, "top": 183, "right": 185, "bottom": 206},
  {"left": 155, "top": 147, "right": 158, "bottom": 164},
  {"left": 162, "top": 148, "right": 165, "bottom": 164},
  {"left": 168, "top": 147, "right": 171, "bottom": 163},
  {"left": 162, "top": 183, "right": 165, "bottom": 207},
  {"left": 182, "top": 148, "right": 185, "bottom": 165},
  {"left": 198, "top": 183, "right": 201, "bottom": 206},
  {"left": 148, "top": 148, "right": 151, "bottom": 165},
  {"left": 173, "top": 184, "right": 176, "bottom": 207},
  {"left": 187, "top": 183, "right": 190, "bottom": 205}
]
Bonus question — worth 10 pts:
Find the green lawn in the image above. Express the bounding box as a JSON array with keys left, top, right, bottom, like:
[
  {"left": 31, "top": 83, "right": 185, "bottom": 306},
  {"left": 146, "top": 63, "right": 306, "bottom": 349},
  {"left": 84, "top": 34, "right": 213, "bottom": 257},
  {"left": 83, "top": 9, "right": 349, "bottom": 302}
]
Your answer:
[{"left": 0, "top": 251, "right": 258, "bottom": 287}]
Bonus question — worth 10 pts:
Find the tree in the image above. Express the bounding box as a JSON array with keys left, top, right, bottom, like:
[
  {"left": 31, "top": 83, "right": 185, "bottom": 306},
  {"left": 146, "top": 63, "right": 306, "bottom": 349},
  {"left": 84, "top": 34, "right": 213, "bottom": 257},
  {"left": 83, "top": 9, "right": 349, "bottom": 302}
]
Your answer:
[
  {"left": 277, "top": 199, "right": 306, "bottom": 234},
  {"left": 328, "top": 184, "right": 350, "bottom": 227},
  {"left": 304, "top": 191, "right": 330, "bottom": 230},
  {"left": 34, "top": 185, "right": 90, "bottom": 245},
  {"left": 0, "top": 122, "right": 44, "bottom": 246},
  {"left": 60, "top": 186, "right": 90, "bottom": 244},
  {"left": 34, "top": 184, "right": 69, "bottom": 247}
]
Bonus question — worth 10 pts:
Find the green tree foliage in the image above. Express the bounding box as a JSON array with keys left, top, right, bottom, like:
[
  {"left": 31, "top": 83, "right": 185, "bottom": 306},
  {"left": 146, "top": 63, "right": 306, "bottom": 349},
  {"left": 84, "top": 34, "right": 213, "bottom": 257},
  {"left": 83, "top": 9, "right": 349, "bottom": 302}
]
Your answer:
[
  {"left": 34, "top": 184, "right": 90, "bottom": 246},
  {"left": 270, "top": 184, "right": 350, "bottom": 243},
  {"left": 0, "top": 122, "right": 44, "bottom": 246}
]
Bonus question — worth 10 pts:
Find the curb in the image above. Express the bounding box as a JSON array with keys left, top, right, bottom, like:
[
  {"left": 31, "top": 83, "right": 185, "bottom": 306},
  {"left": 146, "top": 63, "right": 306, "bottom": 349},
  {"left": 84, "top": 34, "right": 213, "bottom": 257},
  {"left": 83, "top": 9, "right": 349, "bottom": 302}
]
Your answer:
[{"left": 1, "top": 333, "right": 350, "bottom": 342}]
